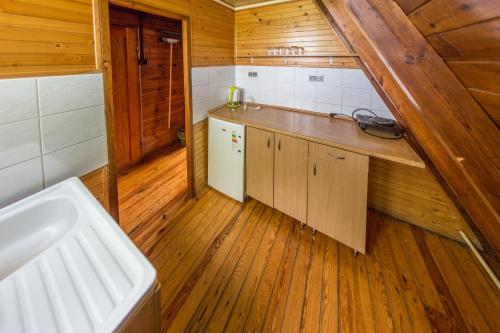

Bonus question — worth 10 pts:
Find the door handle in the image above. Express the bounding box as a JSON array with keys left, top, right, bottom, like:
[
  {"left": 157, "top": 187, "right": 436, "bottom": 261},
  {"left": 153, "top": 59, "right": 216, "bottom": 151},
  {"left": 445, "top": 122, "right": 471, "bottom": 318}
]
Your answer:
[
  {"left": 278, "top": 140, "right": 281, "bottom": 151},
  {"left": 313, "top": 164, "right": 317, "bottom": 176},
  {"left": 267, "top": 137, "right": 270, "bottom": 148},
  {"left": 328, "top": 153, "right": 346, "bottom": 160}
]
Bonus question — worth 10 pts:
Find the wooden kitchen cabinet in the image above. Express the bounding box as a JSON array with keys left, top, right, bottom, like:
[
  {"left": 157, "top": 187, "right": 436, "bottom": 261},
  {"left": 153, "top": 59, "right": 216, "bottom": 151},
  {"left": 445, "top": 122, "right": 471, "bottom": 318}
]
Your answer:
[
  {"left": 307, "top": 142, "right": 369, "bottom": 253},
  {"left": 274, "top": 133, "right": 308, "bottom": 223},
  {"left": 246, "top": 127, "right": 275, "bottom": 207}
]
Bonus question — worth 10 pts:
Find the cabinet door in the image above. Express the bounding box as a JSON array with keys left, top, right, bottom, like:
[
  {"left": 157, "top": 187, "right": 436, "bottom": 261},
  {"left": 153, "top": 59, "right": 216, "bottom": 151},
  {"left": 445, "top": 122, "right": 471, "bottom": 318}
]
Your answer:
[
  {"left": 307, "top": 150, "right": 368, "bottom": 253},
  {"left": 246, "top": 127, "right": 274, "bottom": 207},
  {"left": 274, "top": 134, "right": 308, "bottom": 223}
]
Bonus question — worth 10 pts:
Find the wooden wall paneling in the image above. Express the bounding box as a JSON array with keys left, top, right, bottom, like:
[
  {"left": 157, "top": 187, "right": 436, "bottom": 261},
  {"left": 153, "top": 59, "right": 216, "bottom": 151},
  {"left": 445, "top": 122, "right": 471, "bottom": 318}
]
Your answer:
[
  {"left": 235, "top": 0, "right": 358, "bottom": 67},
  {"left": 394, "top": 0, "right": 428, "bottom": 14},
  {"left": 403, "top": 1, "right": 500, "bottom": 127},
  {"left": 407, "top": 0, "right": 500, "bottom": 36},
  {"left": 193, "top": 119, "right": 209, "bottom": 196},
  {"left": 81, "top": 166, "right": 110, "bottom": 210},
  {"left": 141, "top": 15, "right": 185, "bottom": 157},
  {"left": 0, "top": 0, "right": 98, "bottom": 78},
  {"left": 468, "top": 89, "right": 500, "bottom": 125},
  {"left": 427, "top": 19, "right": 500, "bottom": 61},
  {"left": 367, "top": 157, "right": 481, "bottom": 248},
  {"left": 110, "top": 0, "right": 235, "bottom": 67},
  {"left": 315, "top": 0, "right": 500, "bottom": 256}
]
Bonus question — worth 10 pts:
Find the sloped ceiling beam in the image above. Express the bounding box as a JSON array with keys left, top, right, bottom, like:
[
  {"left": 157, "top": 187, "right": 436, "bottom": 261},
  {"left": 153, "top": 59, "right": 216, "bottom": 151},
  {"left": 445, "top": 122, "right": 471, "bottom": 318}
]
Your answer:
[{"left": 315, "top": 0, "right": 500, "bottom": 256}]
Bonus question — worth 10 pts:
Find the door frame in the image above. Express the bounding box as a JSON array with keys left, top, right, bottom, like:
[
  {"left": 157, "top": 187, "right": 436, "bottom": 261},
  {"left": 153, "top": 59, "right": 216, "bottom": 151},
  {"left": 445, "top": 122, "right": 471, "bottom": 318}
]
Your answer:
[{"left": 96, "top": 0, "right": 195, "bottom": 221}]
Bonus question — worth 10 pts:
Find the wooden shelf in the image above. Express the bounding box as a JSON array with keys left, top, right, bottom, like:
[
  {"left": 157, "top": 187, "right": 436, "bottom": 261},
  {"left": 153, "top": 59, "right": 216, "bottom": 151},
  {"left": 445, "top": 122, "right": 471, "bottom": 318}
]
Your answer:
[{"left": 235, "top": 54, "right": 359, "bottom": 58}]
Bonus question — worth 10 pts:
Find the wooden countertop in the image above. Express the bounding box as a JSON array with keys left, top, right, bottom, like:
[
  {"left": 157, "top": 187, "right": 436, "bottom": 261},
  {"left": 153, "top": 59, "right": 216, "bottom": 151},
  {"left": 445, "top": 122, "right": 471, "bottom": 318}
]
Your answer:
[{"left": 209, "top": 105, "right": 425, "bottom": 168}]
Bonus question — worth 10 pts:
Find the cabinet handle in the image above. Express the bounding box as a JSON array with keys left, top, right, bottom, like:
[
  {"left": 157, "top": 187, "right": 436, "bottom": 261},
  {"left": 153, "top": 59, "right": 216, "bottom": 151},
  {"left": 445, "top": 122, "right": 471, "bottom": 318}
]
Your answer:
[
  {"left": 328, "top": 153, "right": 346, "bottom": 160},
  {"left": 313, "top": 164, "right": 317, "bottom": 176},
  {"left": 267, "top": 137, "right": 270, "bottom": 148},
  {"left": 278, "top": 140, "right": 281, "bottom": 151}
]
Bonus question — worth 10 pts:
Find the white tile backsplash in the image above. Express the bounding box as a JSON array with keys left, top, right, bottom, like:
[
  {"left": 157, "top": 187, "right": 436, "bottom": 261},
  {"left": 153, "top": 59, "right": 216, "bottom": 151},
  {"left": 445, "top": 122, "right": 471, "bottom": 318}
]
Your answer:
[
  {"left": 0, "top": 73, "right": 108, "bottom": 208},
  {"left": 0, "top": 119, "right": 40, "bottom": 169},
  {"left": 38, "top": 74, "right": 104, "bottom": 115},
  {"left": 317, "top": 84, "right": 342, "bottom": 105},
  {"left": 0, "top": 78, "right": 38, "bottom": 124},
  {"left": 235, "top": 65, "right": 392, "bottom": 119},
  {"left": 275, "top": 67, "right": 295, "bottom": 82},
  {"left": 342, "top": 68, "right": 372, "bottom": 89},
  {"left": 322, "top": 68, "right": 342, "bottom": 86},
  {"left": 294, "top": 82, "right": 316, "bottom": 102},
  {"left": 0, "top": 158, "right": 43, "bottom": 207},
  {"left": 342, "top": 87, "right": 371, "bottom": 108},
  {"left": 43, "top": 136, "right": 108, "bottom": 186},
  {"left": 191, "top": 67, "right": 209, "bottom": 87},
  {"left": 191, "top": 66, "right": 236, "bottom": 123},
  {"left": 317, "top": 102, "right": 342, "bottom": 115},
  {"left": 41, "top": 105, "right": 105, "bottom": 154}
]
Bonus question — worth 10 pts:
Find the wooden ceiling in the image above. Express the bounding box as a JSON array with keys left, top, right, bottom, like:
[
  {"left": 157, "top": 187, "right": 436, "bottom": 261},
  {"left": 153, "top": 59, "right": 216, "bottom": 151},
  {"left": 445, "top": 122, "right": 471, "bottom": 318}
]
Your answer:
[
  {"left": 396, "top": 0, "right": 500, "bottom": 126},
  {"left": 219, "top": 0, "right": 272, "bottom": 6}
]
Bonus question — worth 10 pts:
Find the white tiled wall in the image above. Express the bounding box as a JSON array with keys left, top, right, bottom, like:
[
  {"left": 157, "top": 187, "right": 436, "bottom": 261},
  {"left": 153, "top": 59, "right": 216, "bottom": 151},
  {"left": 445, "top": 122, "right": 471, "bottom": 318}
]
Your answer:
[
  {"left": 236, "top": 66, "right": 393, "bottom": 119},
  {"left": 190, "top": 65, "right": 393, "bottom": 124},
  {"left": 0, "top": 74, "right": 107, "bottom": 208},
  {"left": 191, "top": 66, "right": 235, "bottom": 123}
]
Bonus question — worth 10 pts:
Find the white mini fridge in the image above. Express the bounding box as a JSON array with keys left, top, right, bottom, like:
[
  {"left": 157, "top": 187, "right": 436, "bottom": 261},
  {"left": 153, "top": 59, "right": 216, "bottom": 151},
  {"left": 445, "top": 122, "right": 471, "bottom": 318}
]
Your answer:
[{"left": 208, "top": 117, "right": 246, "bottom": 202}]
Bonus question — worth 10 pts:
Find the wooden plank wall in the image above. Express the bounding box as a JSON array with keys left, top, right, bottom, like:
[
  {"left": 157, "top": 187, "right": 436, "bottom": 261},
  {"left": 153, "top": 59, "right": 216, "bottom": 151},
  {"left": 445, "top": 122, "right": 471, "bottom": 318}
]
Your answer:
[
  {"left": 235, "top": 0, "right": 357, "bottom": 67},
  {"left": 0, "top": 0, "right": 98, "bottom": 78},
  {"left": 111, "top": 0, "right": 235, "bottom": 67},
  {"left": 81, "top": 166, "right": 110, "bottom": 210},
  {"left": 368, "top": 157, "right": 480, "bottom": 247},
  {"left": 396, "top": 0, "right": 500, "bottom": 126},
  {"left": 193, "top": 119, "right": 209, "bottom": 196},
  {"left": 141, "top": 16, "right": 185, "bottom": 157}
]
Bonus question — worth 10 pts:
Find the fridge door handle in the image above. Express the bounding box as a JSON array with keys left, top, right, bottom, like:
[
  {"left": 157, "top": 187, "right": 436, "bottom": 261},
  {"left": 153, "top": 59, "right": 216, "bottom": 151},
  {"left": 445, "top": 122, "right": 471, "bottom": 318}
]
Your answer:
[{"left": 267, "top": 137, "right": 270, "bottom": 148}]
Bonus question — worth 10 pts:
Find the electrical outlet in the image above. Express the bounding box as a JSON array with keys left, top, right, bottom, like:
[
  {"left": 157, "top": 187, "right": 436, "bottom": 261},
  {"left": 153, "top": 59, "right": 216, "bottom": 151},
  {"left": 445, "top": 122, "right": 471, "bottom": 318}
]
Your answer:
[
  {"left": 309, "top": 75, "right": 324, "bottom": 82},
  {"left": 248, "top": 72, "right": 258, "bottom": 78}
]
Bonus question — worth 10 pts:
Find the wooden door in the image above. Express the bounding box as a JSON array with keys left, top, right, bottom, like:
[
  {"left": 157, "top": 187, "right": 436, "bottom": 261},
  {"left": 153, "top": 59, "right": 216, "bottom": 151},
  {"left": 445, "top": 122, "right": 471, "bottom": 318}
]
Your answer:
[
  {"left": 274, "top": 133, "right": 308, "bottom": 223},
  {"left": 246, "top": 127, "right": 274, "bottom": 207},
  {"left": 110, "top": 25, "right": 142, "bottom": 173},
  {"left": 307, "top": 143, "right": 369, "bottom": 253}
]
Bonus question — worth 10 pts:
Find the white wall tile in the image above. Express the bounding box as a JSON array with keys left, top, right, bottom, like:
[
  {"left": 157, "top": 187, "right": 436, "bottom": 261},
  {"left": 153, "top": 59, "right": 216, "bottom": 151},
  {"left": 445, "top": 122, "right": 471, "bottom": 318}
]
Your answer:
[
  {"left": 275, "top": 98, "right": 294, "bottom": 108},
  {"left": 209, "top": 66, "right": 234, "bottom": 83},
  {"left": 256, "top": 66, "right": 276, "bottom": 82},
  {"left": 275, "top": 67, "right": 295, "bottom": 82},
  {"left": 43, "top": 136, "right": 108, "bottom": 186},
  {"left": 295, "top": 82, "right": 316, "bottom": 102},
  {"left": 371, "top": 89, "right": 389, "bottom": 112},
  {"left": 321, "top": 68, "right": 342, "bottom": 86},
  {"left": 295, "top": 68, "right": 317, "bottom": 82},
  {"left": 0, "top": 158, "right": 43, "bottom": 208},
  {"left": 342, "top": 87, "right": 371, "bottom": 108},
  {"left": 274, "top": 82, "right": 294, "bottom": 99},
  {"left": 0, "top": 78, "right": 38, "bottom": 124},
  {"left": 342, "top": 69, "right": 371, "bottom": 89},
  {"left": 41, "top": 105, "right": 105, "bottom": 154},
  {"left": 0, "top": 119, "right": 40, "bottom": 169},
  {"left": 38, "top": 74, "right": 104, "bottom": 115},
  {"left": 317, "top": 84, "right": 342, "bottom": 105},
  {"left": 191, "top": 67, "right": 209, "bottom": 87},
  {"left": 192, "top": 84, "right": 211, "bottom": 105},
  {"left": 317, "top": 102, "right": 342, "bottom": 114},
  {"left": 295, "top": 99, "right": 316, "bottom": 112}
]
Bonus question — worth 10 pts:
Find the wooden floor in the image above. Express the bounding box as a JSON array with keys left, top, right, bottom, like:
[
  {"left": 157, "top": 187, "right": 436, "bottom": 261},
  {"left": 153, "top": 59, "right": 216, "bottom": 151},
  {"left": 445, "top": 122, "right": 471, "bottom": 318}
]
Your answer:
[
  {"left": 118, "top": 147, "right": 187, "bottom": 236},
  {"left": 124, "top": 186, "right": 500, "bottom": 332}
]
